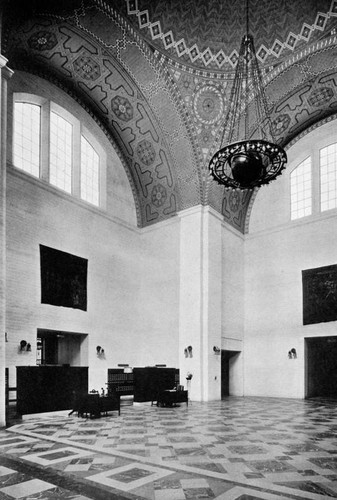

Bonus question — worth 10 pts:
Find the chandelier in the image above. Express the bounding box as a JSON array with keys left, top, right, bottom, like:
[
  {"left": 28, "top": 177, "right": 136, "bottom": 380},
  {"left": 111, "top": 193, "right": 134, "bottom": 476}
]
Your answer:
[{"left": 209, "top": 2, "right": 287, "bottom": 190}]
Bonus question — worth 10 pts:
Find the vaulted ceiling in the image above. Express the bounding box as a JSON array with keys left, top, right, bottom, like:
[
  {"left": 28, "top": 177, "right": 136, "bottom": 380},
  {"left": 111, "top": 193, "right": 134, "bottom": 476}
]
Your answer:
[{"left": 3, "top": 0, "right": 337, "bottom": 230}]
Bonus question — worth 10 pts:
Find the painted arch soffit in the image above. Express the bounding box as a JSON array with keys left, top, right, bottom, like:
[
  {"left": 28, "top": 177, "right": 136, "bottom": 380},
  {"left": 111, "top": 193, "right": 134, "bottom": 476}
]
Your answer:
[
  {"left": 4, "top": 0, "right": 337, "bottom": 233},
  {"left": 3, "top": 4, "right": 203, "bottom": 227}
]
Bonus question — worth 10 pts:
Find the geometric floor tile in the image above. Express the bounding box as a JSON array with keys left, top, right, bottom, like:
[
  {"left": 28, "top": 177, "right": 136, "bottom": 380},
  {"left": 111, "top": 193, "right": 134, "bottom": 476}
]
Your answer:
[
  {"left": 277, "top": 480, "right": 337, "bottom": 497},
  {"left": 5, "top": 397, "right": 337, "bottom": 500},
  {"left": 92, "top": 456, "right": 116, "bottom": 465},
  {"left": 64, "top": 461, "right": 92, "bottom": 472},
  {"left": 0, "top": 479, "right": 55, "bottom": 498},
  {"left": 0, "top": 437, "right": 37, "bottom": 448},
  {"left": 87, "top": 462, "right": 174, "bottom": 491},
  {"left": 3, "top": 447, "right": 33, "bottom": 455},
  {"left": 183, "top": 486, "right": 214, "bottom": 498},
  {"left": 180, "top": 478, "right": 211, "bottom": 488},
  {"left": 214, "top": 486, "right": 303, "bottom": 499},
  {"left": 154, "top": 489, "right": 185, "bottom": 500},
  {"left": 0, "top": 465, "right": 16, "bottom": 477},
  {"left": 246, "top": 459, "right": 296, "bottom": 474},
  {"left": 20, "top": 447, "right": 92, "bottom": 466}
]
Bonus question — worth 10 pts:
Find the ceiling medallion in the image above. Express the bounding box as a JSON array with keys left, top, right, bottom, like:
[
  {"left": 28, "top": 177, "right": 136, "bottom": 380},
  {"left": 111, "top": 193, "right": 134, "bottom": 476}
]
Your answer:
[
  {"left": 193, "top": 85, "right": 224, "bottom": 125},
  {"left": 209, "top": 1, "right": 287, "bottom": 190}
]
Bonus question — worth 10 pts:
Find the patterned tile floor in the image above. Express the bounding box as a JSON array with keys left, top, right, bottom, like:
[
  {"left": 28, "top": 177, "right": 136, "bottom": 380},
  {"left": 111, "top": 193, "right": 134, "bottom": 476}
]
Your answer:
[{"left": 1, "top": 397, "right": 337, "bottom": 499}]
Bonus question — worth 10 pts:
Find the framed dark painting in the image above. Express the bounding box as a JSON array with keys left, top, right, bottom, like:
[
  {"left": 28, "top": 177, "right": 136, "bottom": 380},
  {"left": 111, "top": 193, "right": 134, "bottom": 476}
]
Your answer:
[
  {"left": 302, "top": 264, "right": 337, "bottom": 325},
  {"left": 40, "top": 245, "right": 88, "bottom": 311}
]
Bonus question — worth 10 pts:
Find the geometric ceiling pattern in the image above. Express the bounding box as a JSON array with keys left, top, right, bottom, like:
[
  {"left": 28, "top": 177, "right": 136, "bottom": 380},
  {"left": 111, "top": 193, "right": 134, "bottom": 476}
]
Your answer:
[
  {"left": 123, "top": 0, "right": 336, "bottom": 70},
  {"left": 3, "top": 0, "right": 337, "bottom": 232}
]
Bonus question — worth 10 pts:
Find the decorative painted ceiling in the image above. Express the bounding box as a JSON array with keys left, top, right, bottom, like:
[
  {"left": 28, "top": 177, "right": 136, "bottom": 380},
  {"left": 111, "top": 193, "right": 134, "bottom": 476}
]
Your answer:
[{"left": 2, "top": 0, "right": 337, "bottom": 231}]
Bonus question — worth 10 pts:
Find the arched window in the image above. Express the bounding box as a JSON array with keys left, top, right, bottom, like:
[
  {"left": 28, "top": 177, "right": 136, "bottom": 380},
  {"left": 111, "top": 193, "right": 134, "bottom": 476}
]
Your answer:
[
  {"left": 81, "top": 136, "right": 100, "bottom": 206},
  {"left": 290, "top": 157, "right": 312, "bottom": 220},
  {"left": 320, "top": 143, "right": 337, "bottom": 212},
  {"left": 12, "top": 94, "right": 105, "bottom": 208},
  {"left": 50, "top": 111, "right": 73, "bottom": 194},
  {"left": 13, "top": 101, "right": 41, "bottom": 177}
]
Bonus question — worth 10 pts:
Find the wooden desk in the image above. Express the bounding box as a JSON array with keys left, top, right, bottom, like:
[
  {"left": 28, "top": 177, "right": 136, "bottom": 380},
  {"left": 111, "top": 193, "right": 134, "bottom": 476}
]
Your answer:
[
  {"left": 99, "top": 395, "right": 121, "bottom": 416},
  {"left": 71, "top": 393, "right": 120, "bottom": 418},
  {"left": 156, "top": 390, "right": 188, "bottom": 407}
]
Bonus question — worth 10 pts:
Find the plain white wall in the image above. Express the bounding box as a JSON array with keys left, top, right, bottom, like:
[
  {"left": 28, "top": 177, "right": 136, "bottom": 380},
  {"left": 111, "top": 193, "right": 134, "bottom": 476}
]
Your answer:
[
  {"left": 6, "top": 169, "right": 182, "bottom": 393},
  {"left": 244, "top": 118, "right": 337, "bottom": 398},
  {"left": 222, "top": 225, "right": 245, "bottom": 341},
  {"left": 6, "top": 168, "right": 138, "bottom": 389},
  {"left": 126, "top": 218, "right": 181, "bottom": 370},
  {"left": 221, "top": 224, "right": 244, "bottom": 396}
]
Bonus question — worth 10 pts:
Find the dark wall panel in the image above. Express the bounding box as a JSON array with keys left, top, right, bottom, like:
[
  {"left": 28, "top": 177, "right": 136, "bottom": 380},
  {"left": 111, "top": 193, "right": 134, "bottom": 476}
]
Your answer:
[
  {"left": 40, "top": 245, "right": 88, "bottom": 311},
  {"left": 17, "top": 366, "right": 88, "bottom": 414},
  {"left": 133, "top": 367, "right": 178, "bottom": 402},
  {"left": 302, "top": 264, "right": 337, "bottom": 325}
]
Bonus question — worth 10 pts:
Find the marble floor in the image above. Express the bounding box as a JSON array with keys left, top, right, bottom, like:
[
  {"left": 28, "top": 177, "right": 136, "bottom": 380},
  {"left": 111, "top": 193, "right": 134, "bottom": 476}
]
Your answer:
[{"left": 1, "top": 397, "right": 337, "bottom": 499}]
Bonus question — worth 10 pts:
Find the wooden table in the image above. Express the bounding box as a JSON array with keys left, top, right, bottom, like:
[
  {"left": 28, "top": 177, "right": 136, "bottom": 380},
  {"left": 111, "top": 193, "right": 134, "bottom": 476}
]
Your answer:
[
  {"left": 156, "top": 390, "right": 188, "bottom": 407},
  {"left": 70, "top": 393, "right": 120, "bottom": 418}
]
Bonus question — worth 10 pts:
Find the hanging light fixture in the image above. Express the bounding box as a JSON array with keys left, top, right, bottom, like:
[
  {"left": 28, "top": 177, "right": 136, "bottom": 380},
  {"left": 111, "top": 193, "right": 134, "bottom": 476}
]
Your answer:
[{"left": 209, "top": 0, "right": 287, "bottom": 190}]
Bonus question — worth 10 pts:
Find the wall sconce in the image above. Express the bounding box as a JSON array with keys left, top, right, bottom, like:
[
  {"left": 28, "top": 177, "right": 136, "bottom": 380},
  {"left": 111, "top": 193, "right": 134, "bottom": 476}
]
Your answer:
[
  {"left": 96, "top": 345, "right": 105, "bottom": 358},
  {"left": 288, "top": 348, "right": 297, "bottom": 359},
  {"left": 213, "top": 346, "right": 220, "bottom": 354},
  {"left": 20, "top": 340, "right": 27, "bottom": 351},
  {"left": 19, "top": 340, "right": 31, "bottom": 352},
  {"left": 184, "top": 345, "right": 193, "bottom": 358}
]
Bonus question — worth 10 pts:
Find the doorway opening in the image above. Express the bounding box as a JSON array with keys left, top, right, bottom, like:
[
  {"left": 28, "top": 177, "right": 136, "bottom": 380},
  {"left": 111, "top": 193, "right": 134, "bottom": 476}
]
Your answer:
[
  {"left": 221, "top": 350, "right": 240, "bottom": 398},
  {"left": 37, "top": 329, "right": 88, "bottom": 366},
  {"left": 305, "top": 336, "right": 337, "bottom": 398}
]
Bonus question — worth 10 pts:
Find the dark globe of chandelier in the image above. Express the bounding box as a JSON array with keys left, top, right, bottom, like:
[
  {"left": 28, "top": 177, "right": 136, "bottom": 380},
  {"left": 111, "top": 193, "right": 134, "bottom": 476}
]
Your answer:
[
  {"left": 231, "top": 152, "right": 262, "bottom": 186},
  {"left": 209, "top": 139, "right": 287, "bottom": 190}
]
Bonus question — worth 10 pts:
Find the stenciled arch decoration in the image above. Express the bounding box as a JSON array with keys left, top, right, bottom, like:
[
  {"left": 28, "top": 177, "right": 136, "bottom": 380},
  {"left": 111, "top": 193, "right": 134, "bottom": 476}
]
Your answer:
[{"left": 4, "top": 6, "right": 193, "bottom": 227}]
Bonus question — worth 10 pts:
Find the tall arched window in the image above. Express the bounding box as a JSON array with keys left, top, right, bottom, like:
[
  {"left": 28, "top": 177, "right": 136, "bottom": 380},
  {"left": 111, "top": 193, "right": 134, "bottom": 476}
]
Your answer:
[
  {"left": 290, "top": 157, "right": 312, "bottom": 220},
  {"left": 81, "top": 136, "right": 100, "bottom": 206},
  {"left": 320, "top": 143, "right": 337, "bottom": 212},
  {"left": 50, "top": 111, "right": 73, "bottom": 194},
  {"left": 12, "top": 94, "right": 105, "bottom": 209},
  {"left": 13, "top": 102, "right": 41, "bottom": 177}
]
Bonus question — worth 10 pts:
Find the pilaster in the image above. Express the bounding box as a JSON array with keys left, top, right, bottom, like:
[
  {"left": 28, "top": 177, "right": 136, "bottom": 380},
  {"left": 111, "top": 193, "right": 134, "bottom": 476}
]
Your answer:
[
  {"left": 178, "top": 206, "right": 222, "bottom": 401},
  {"left": 0, "top": 55, "right": 13, "bottom": 428}
]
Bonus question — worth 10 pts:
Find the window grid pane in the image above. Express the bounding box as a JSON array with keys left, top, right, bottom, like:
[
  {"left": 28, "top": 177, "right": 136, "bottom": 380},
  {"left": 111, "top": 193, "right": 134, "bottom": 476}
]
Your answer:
[
  {"left": 13, "top": 102, "right": 41, "bottom": 177},
  {"left": 81, "top": 136, "right": 99, "bottom": 206},
  {"left": 49, "top": 111, "right": 73, "bottom": 193},
  {"left": 290, "top": 157, "right": 312, "bottom": 220},
  {"left": 320, "top": 143, "right": 337, "bottom": 212}
]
